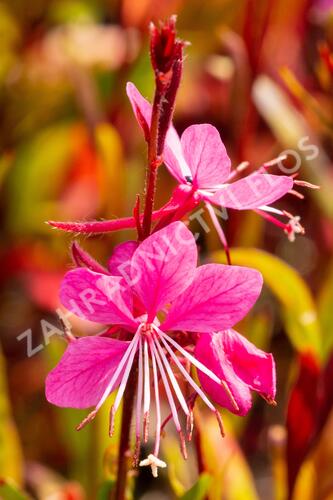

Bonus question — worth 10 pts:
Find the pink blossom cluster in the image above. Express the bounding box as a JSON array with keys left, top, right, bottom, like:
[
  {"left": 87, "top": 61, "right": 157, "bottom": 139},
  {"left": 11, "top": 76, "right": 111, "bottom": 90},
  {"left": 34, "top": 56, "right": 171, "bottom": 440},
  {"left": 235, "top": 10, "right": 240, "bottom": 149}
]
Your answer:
[{"left": 45, "top": 18, "right": 311, "bottom": 478}]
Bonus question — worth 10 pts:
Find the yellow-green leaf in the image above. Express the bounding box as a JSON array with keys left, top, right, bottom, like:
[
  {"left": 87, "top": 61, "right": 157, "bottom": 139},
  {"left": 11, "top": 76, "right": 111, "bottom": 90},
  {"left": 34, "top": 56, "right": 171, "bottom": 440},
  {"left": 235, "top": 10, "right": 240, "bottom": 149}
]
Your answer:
[
  {"left": 180, "top": 474, "right": 212, "bottom": 500},
  {"left": 196, "top": 410, "right": 259, "bottom": 500},
  {"left": 0, "top": 345, "right": 24, "bottom": 485},
  {"left": 211, "top": 248, "right": 322, "bottom": 360},
  {"left": 0, "top": 479, "right": 31, "bottom": 500}
]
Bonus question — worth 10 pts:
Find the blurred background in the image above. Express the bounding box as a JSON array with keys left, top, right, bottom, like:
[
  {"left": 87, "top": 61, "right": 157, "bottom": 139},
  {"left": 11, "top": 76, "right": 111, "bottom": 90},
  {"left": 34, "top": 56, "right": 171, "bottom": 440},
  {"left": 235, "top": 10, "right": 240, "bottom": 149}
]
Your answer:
[{"left": 1, "top": 0, "right": 333, "bottom": 498}]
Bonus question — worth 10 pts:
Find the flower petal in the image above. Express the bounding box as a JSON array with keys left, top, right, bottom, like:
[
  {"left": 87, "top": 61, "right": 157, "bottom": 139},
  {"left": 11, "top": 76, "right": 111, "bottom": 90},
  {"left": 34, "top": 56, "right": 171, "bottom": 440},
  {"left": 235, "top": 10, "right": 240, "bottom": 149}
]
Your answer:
[
  {"left": 210, "top": 173, "right": 293, "bottom": 209},
  {"left": 45, "top": 336, "right": 130, "bottom": 408},
  {"left": 108, "top": 241, "right": 138, "bottom": 277},
  {"left": 195, "top": 330, "right": 276, "bottom": 415},
  {"left": 126, "top": 82, "right": 192, "bottom": 183},
  {"left": 60, "top": 268, "right": 137, "bottom": 329},
  {"left": 131, "top": 221, "right": 197, "bottom": 320},
  {"left": 181, "top": 124, "right": 231, "bottom": 187},
  {"left": 163, "top": 127, "right": 194, "bottom": 183},
  {"left": 162, "top": 264, "right": 262, "bottom": 332},
  {"left": 126, "top": 82, "right": 151, "bottom": 135}
]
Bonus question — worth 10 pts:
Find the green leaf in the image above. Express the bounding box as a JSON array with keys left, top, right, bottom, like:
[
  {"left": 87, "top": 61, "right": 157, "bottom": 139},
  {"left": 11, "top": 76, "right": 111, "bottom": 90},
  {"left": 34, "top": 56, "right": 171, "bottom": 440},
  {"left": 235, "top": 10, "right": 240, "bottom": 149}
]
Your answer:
[
  {"left": 180, "top": 474, "right": 212, "bottom": 500},
  {"left": 0, "top": 345, "right": 24, "bottom": 484},
  {"left": 317, "top": 260, "right": 333, "bottom": 360},
  {"left": 0, "top": 479, "right": 32, "bottom": 500},
  {"left": 195, "top": 410, "right": 259, "bottom": 500},
  {"left": 253, "top": 75, "right": 333, "bottom": 220},
  {"left": 162, "top": 435, "right": 196, "bottom": 496},
  {"left": 5, "top": 123, "right": 73, "bottom": 235},
  {"left": 95, "top": 122, "right": 125, "bottom": 218},
  {"left": 97, "top": 479, "right": 116, "bottom": 500},
  {"left": 212, "top": 248, "right": 322, "bottom": 360},
  {"left": 44, "top": 337, "right": 121, "bottom": 495}
]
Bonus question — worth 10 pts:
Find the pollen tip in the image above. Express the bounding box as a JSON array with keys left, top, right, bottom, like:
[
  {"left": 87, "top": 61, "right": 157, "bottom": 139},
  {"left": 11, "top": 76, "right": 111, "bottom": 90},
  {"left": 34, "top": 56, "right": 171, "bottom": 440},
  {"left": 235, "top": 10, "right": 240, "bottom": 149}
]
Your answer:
[
  {"left": 109, "top": 405, "right": 116, "bottom": 437},
  {"left": 221, "top": 380, "right": 239, "bottom": 411},
  {"left": 215, "top": 410, "right": 225, "bottom": 438},
  {"left": 186, "top": 412, "right": 194, "bottom": 442},
  {"left": 261, "top": 394, "right": 277, "bottom": 406},
  {"left": 76, "top": 410, "right": 97, "bottom": 431},
  {"left": 178, "top": 430, "right": 188, "bottom": 460},
  {"left": 143, "top": 411, "right": 150, "bottom": 442},
  {"left": 133, "top": 435, "right": 141, "bottom": 467}
]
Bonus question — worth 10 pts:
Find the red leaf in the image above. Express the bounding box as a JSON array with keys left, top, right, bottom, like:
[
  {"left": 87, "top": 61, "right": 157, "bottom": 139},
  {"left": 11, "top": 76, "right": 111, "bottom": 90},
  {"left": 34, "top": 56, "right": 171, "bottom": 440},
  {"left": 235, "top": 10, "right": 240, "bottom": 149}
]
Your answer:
[{"left": 286, "top": 353, "right": 321, "bottom": 495}]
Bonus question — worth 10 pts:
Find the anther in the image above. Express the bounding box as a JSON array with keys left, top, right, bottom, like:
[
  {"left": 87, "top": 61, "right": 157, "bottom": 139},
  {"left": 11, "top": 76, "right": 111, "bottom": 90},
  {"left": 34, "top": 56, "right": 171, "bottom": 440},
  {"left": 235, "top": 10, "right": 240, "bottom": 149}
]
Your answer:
[
  {"left": 215, "top": 410, "right": 225, "bottom": 438},
  {"left": 109, "top": 405, "right": 116, "bottom": 437},
  {"left": 76, "top": 410, "right": 97, "bottom": 431},
  {"left": 143, "top": 411, "right": 150, "bottom": 442}
]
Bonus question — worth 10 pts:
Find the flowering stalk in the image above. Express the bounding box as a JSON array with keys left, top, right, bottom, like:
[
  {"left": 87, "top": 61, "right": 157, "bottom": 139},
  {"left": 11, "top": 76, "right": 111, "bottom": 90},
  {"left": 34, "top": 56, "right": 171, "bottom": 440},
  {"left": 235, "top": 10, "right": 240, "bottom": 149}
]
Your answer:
[
  {"left": 142, "top": 16, "right": 184, "bottom": 238},
  {"left": 44, "top": 13, "right": 301, "bottom": 497},
  {"left": 115, "top": 17, "right": 184, "bottom": 498}
]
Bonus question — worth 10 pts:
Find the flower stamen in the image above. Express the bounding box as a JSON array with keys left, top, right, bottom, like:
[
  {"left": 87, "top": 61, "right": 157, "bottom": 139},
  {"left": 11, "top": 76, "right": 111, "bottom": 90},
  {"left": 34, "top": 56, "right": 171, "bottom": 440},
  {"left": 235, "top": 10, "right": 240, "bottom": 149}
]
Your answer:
[
  {"left": 143, "top": 338, "right": 151, "bottom": 442},
  {"left": 76, "top": 330, "right": 141, "bottom": 432},
  {"left": 134, "top": 338, "right": 144, "bottom": 466},
  {"left": 150, "top": 338, "right": 187, "bottom": 459},
  {"left": 205, "top": 201, "right": 231, "bottom": 265}
]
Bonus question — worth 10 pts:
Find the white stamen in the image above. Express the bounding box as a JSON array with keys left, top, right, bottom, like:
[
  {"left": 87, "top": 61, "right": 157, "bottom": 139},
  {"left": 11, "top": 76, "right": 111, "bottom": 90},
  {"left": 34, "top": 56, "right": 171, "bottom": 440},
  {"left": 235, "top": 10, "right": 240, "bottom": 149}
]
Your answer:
[
  {"left": 261, "top": 154, "right": 287, "bottom": 168},
  {"left": 134, "top": 338, "right": 144, "bottom": 462},
  {"left": 205, "top": 202, "right": 230, "bottom": 263},
  {"left": 226, "top": 161, "right": 250, "bottom": 181},
  {"left": 150, "top": 339, "right": 182, "bottom": 433},
  {"left": 294, "top": 179, "right": 320, "bottom": 190},
  {"left": 149, "top": 340, "right": 161, "bottom": 457},
  {"left": 143, "top": 338, "right": 151, "bottom": 441},
  {"left": 159, "top": 334, "right": 216, "bottom": 412},
  {"left": 113, "top": 336, "right": 140, "bottom": 413},
  {"left": 154, "top": 336, "right": 190, "bottom": 416},
  {"left": 143, "top": 338, "right": 151, "bottom": 414},
  {"left": 258, "top": 205, "right": 284, "bottom": 215},
  {"left": 159, "top": 330, "right": 223, "bottom": 385},
  {"left": 95, "top": 330, "right": 140, "bottom": 412}
]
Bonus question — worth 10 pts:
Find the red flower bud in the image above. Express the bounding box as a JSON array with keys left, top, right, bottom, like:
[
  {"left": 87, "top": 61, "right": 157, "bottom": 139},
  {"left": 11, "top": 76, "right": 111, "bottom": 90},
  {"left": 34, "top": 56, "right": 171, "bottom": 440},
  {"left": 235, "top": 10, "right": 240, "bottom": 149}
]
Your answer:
[{"left": 149, "top": 15, "right": 184, "bottom": 78}]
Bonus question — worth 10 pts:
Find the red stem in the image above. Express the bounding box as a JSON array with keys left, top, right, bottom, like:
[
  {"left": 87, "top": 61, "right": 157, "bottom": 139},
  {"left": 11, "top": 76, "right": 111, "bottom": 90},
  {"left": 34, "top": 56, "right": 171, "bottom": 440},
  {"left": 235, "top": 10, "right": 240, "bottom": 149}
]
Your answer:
[
  {"left": 113, "top": 367, "right": 138, "bottom": 500},
  {"left": 114, "top": 18, "right": 184, "bottom": 499},
  {"left": 142, "top": 91, "right": 163, "bottom": 238},
  {"left": 113, "top": 88, "right": 163, "bottom": 500}
]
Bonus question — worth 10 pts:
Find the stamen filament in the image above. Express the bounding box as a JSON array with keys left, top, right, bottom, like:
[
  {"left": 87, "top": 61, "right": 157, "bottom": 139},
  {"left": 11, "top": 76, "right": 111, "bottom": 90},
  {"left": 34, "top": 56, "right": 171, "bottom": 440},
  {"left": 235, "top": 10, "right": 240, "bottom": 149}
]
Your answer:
[
  {"left": 153, "top": 335, "right": 190, "bottom": 416},
  {"left": 158, "top": 328, "right": 239, "bottom": 411},
  {"left": 289, "top": 189, "right": 305, "bottom": 199},
  {"left": 150, "top": 339, "right": 183, "bottom": 432},
  {"left": 261, "top": 154, "right": 287, "bottom": 169},
  {"left": 258, "top": 205, "right": 284, "bottom": 215},
  {"left": 205, "top": 201, "right": 231, "bottom": 265},
  {"left": 134, "top": 338, "right": 144, "bottom": 465},
  {"left": 109, "top": 335, "right": 141, "bottom": 436},
  {"left": 150, "top": 338, "right": 187, "bottom": 458},
  {"left": 226, "top": 161, "right": 250, "bottom": 181},
  {"left": 294, "top": 179, "right": 320, "bottom": 189},
  {"left": 143, "top": 338, "right": 151, "bottom": 442},
  {"left": 149, "top": 340, "right": 161, "bottom": 457},
  {"left": 160, "top": 330, "right": 222, "bottom": 385},
  {"left": 159, "top": 334, "right": 216, "bottom": 412},
  {"left": 254, "top": 209, "right": 287, "bottom": 230},
  {"left": 76, "top": 330, "right": 140, "bottom": 431}
]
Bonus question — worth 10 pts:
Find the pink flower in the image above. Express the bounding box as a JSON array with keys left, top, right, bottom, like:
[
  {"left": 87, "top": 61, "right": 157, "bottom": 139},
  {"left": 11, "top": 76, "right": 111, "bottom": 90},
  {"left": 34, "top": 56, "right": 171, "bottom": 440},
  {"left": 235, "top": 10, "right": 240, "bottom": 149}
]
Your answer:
[
  {"left": 127, "top": 82, "right": 306, "bottom": 252},
  {"left": 46, "top": 221, "right": 275, "bottom": 476}
]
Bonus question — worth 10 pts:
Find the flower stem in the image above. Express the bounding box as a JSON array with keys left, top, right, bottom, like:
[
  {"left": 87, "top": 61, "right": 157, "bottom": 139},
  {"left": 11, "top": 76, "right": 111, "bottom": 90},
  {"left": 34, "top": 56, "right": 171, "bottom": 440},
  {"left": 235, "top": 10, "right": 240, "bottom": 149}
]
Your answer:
[
  {"left": 113, "top": 365, "right": 137, "bottom": 500},
  {"left": 141, "top": 18, "right": 184, "bottom": 238},
  {"left": 113, "top": 18, "right": 184, "bottom": 497},
  {"left": 142, "top": 91, "right": 163, "bottom": 238}
]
